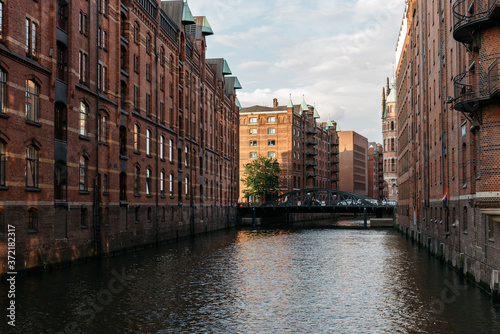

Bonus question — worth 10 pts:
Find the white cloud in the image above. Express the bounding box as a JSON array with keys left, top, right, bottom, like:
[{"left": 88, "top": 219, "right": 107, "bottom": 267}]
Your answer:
[{"left": 187, "top": 0, "right": 404, "bottom": 143}]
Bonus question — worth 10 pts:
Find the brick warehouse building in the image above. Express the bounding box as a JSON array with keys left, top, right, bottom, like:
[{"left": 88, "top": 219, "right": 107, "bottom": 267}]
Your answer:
[
  {"left": 338, "top": 131, "right": 368, "bottom": 197},
  {"left": 0, "top": 0, "right": 241, "bottom": 274},
  {"left": 239, "top": 97, "right": 340, "bottom": 201},
  {"left": 396, "top": 0, "right": 500, "bottom": 294}
]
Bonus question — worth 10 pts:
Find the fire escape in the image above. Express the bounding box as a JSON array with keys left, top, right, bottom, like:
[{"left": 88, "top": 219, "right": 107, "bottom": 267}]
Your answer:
[{"left": 451, "top": 0, "right": 500, "bottom": 124}]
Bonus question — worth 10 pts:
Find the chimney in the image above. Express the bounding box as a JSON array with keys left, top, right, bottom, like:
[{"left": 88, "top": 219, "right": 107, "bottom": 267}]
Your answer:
[{"left": 273, "top": 98, "right": 278, "bottom": 108}]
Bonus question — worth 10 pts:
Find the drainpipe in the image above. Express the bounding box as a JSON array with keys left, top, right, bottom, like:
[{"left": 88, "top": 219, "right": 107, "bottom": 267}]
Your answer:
[
  {"left": 154, "top": 27, "right": 160, "bottom": 246},
  {"left": 93, "top": 0, "right": 102, "bottom": 257},
  {"left": 419, "top": 0, "right": 429, "bottom": 225},
  {"left": 438, "top": 0, "right": 449, "bottom": 239}
]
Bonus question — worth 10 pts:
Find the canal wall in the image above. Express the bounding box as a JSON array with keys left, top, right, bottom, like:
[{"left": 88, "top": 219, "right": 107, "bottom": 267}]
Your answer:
[
  {"left": 0, "top": 205, "right": 237, "bottom": 277},
  {"left": 396, "top": 222, "right": 500, "bottom": 303}
]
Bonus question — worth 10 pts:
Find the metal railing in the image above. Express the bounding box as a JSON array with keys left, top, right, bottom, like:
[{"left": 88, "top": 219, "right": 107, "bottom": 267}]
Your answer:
[
  {"left": 453, "top": 0, "right": 497, "bottom": 32},
  {"left": 454, "top": 57, "right": 500, "bottom": 106}
]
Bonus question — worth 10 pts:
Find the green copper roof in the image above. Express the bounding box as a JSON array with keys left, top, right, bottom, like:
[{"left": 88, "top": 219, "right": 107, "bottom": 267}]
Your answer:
[
  {"left": 313, "top": 104, "right": 320, "bottom": 119},
  {"left": 182, "top": 1, "right": 195, "bottom": 25},
  {"left": 233, "top": 77, "right": 242, "bottom": 89},
  {"left": 325, "top": 118, "right": 334, "bottom": 129},
  {"left": 287, "top": 94, "right": 293, "bottom": 108},
  {"left": 386, "top": 77, "right": 397, "bottom": 103},
  {"left": 201, "top": 16, "right": 214, "bottom": 35},
  {"left": 223, "top": 60, "right": 232, "bottom": 75},
  {"left": 236, "top": 98, "right": 242, "bottom": 110},
  {"left": 300, "top": 95, "right": 309, "bottom": 114}
]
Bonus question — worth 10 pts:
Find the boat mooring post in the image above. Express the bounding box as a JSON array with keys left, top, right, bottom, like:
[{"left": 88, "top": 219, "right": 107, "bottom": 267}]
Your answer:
[
  {"left": 253, "top": 207, "right": 256, "bottom": 228},
  {"left": 364, "top": 208, "right": 368, "bottom": 229}
]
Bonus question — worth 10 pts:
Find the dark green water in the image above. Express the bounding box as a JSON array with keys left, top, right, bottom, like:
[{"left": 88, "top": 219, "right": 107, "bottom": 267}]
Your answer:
[{"left": 1, "top": 228, "right": 499, "bottom": 333}]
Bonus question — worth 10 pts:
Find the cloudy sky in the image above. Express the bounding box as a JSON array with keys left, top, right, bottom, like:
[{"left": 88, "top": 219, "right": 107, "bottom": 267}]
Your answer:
[{"left": 187, "top": 0, "right": 406, "bottom": 143}]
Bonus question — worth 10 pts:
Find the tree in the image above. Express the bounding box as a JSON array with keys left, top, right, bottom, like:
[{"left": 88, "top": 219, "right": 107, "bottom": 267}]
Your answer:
[{"left": 242, "top": 156, "right": 281, "bottom": 202}]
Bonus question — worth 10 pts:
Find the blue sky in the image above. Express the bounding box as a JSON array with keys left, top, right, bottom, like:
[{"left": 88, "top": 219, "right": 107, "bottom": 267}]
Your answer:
[{"left": 187, "top": 0, "right": 406, "bottom": 143}]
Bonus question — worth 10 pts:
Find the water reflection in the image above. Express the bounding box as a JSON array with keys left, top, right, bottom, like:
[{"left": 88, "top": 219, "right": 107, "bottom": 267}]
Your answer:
[{"left": 1, "top": 229, "right": 499, "bottom": 334}]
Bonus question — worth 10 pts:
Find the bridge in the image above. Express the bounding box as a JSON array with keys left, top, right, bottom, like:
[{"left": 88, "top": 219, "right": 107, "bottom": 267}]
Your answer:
[{"left": 238, "top": 188, "right": 397, "bottom": 227}]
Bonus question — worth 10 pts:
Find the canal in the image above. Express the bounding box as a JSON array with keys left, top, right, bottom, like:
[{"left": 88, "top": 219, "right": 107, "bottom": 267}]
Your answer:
[{"left": 1, "top": 228, "right": 500, "bottom": 333}]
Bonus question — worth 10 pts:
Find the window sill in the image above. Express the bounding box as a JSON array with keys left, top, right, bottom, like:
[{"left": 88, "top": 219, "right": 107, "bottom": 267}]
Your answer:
[
  {"left": 79, "top": 190, "right": 90, "bottom": 195},
  {"left": 80, "top": 225, "right": 88, "bottom": 229},
  {"left": 160, "top": 195, "right": 166, "bottom": 199},
  {"left": 0, "top": 185, "right": 8, "bottom": 191},
  {"left": 103, "top": 192, "right": 109, "bottom": 196},
  {"left": 147, "top": 194, "right": 153, "bottom": 198},
  {"left": 147, "top": 154, "right": 153, "bottom": 158},
  {"left": 134, "top": 193, "right": 141, "bottom": 197},
  {"left": 170, "top": 195, "right": 175, "bottom": 199},
  {"left": 120, "top": 155, "right": 129, "bottom": 161},
  {"left": 26, "top": 187, "right": 42, "bottom": 193},
  {"left": 79, "top": 135, "right": 90, "bottom": 141},
  {"left": 134, "top": 151, "right": 141, "bottom": 155},
  {"left": 0, "top": 113, "right": 10, "bottom": 119},
  {"left": 28, "top": 229, "right": 39, "bottom": 234},
  {"left": 26, "top": 120, "right": 42, "bottom": 128}
]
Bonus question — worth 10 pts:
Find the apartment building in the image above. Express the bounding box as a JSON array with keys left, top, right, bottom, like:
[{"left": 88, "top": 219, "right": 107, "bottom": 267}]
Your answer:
[{"left": 239, "top": 97, "right": 339, "bottom": 201}]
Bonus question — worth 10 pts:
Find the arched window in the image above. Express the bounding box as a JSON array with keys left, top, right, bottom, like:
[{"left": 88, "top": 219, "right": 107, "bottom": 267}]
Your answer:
[
  {"left": 79, "top": 156, "right": 88, "bottom": 191},
  {"left": 134, "top": 165, "right": 140, "bottom": 195},
  {"left": 146, "top": 168, "right": 152, "bottom": 195},
  {"left": 0, "top": 68, "right": 7, "bottom": 114},
  {"left": 26, "top": 145, "right": 39, "bottom": 188},
  {"left": 169, "top": 173, "right": 174, "bottom": 196},
  {"left": 79, "top": 102, "right": 88, "bottom": 136},
  {"left": 26, "top": 79, "right": 40, "bottom": 123},
  {"left": 134, "top": 124, "right": 140, "bottom": 152},
  {"left": 146, "top": 129, "right": 151, "bottom": 155},
  {"left": 160, "top": 171, "right": 165, "bottom": 196},
  {"left": 169, "top": 139, "right": 173, "bottom": 162},
  {"left": 160, "top": 47, "right": 165, "bottom": 67},
  {"left": 160, "top": 135, "right": 164, "bottom": 160},
  {"left": 99, "top": 112, "right": 108, "bottom": 144}
]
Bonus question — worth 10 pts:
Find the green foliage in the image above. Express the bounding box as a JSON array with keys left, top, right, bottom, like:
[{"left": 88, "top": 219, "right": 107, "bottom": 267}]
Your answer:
[{"left": 242, "top": 156, "right": 281, "bottom": 202}]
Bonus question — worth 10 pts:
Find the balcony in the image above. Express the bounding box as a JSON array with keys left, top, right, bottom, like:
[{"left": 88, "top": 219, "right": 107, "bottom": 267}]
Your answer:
[
  {"left": 306, "top": 139, "right": 318, "bottom": 146},
  {"left": 453, "top": 57, "right": 500, "bottom": 118},
  {"left": 306, "top": 172, "right": 317, "bottom": 178},
  {"left": 306, "top": 159, "right": 318, "bottom": 167},
  {"left": 306, "top": 149, "right": 318, "bottom": 156},
  {"left": 331, "top": 140, "right": 339, "bottom": 146},
  {"left": 453, "top": 0, "right": 500, "bottom": 44}
]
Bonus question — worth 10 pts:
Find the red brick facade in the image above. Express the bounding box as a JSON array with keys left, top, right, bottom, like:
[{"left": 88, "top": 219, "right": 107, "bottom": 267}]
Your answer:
[
  {"left": 397, "top": 0, "right": 500, "bottom": 294},
  {"left": 0, "top": 0, "right": 240, "bottom": 274},
  {"left": 239, "top": 98, "right": 339, "bottom": 202}
]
